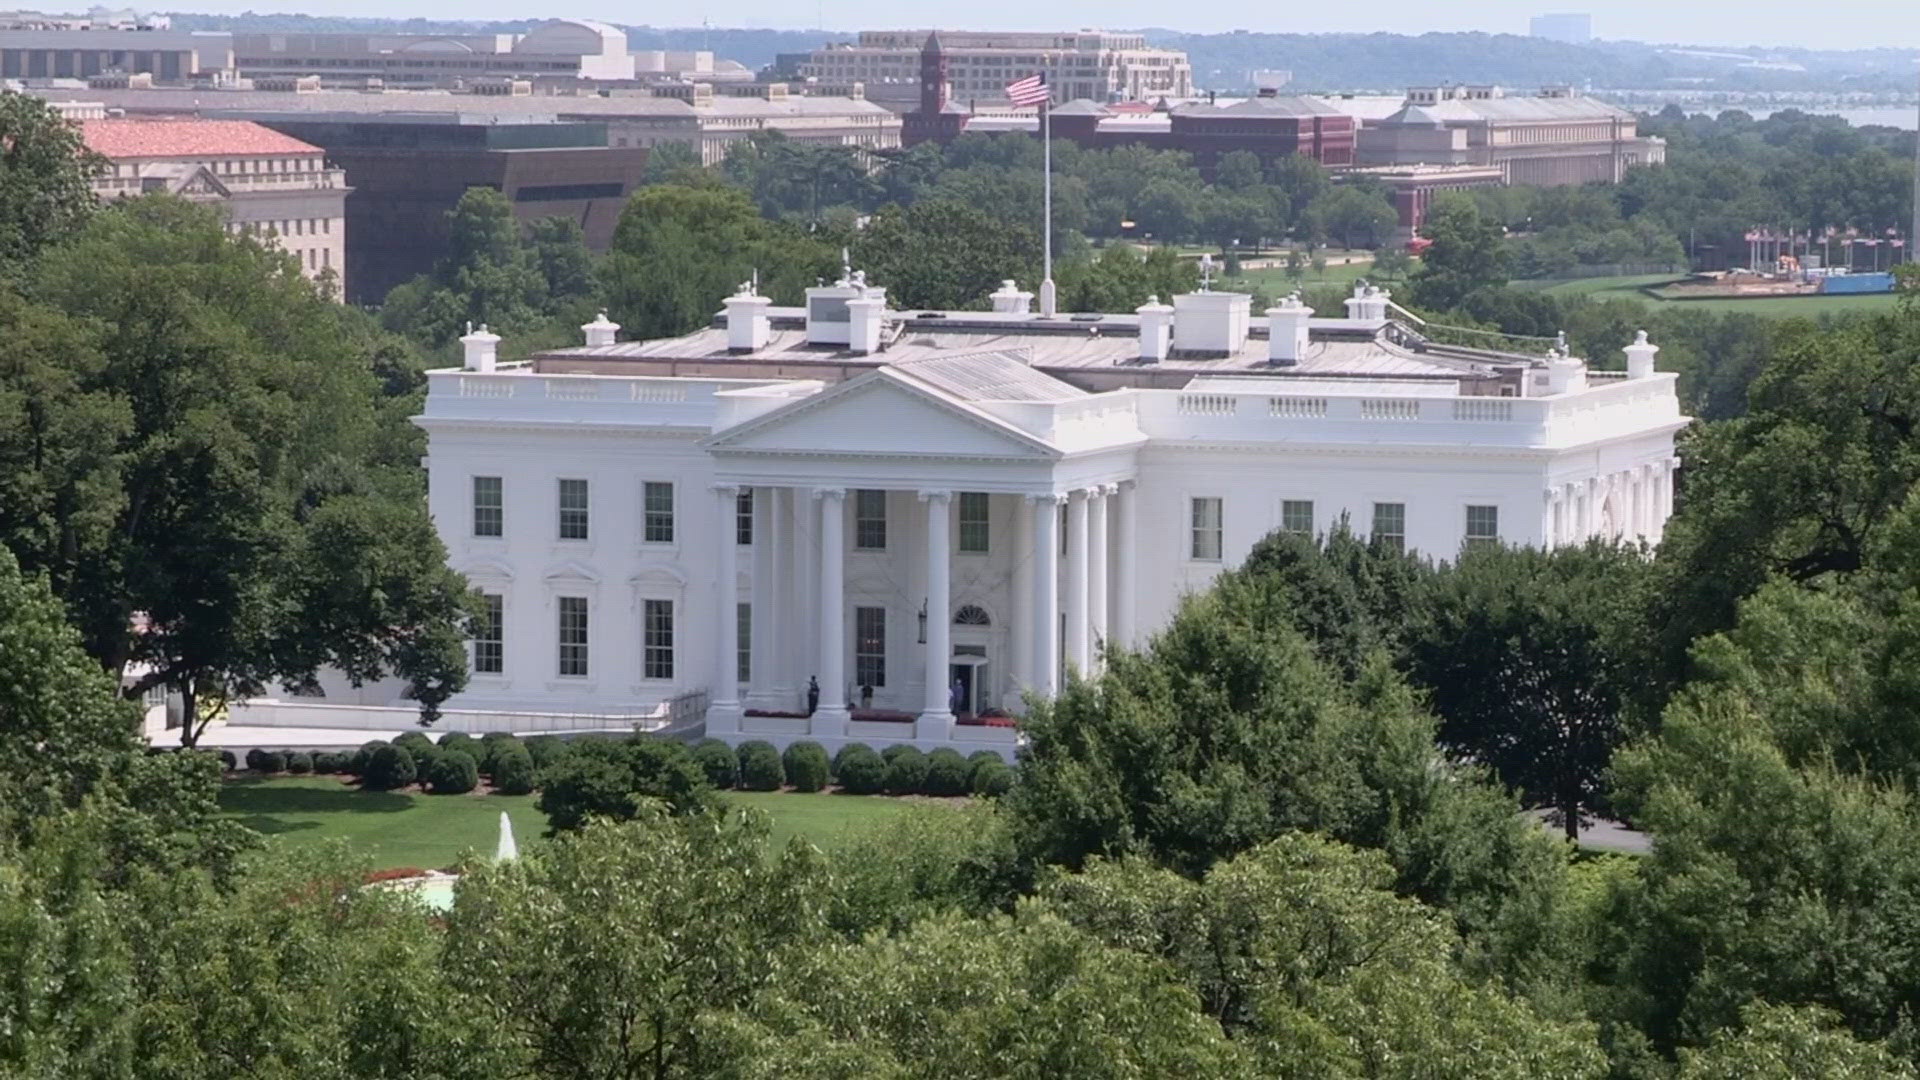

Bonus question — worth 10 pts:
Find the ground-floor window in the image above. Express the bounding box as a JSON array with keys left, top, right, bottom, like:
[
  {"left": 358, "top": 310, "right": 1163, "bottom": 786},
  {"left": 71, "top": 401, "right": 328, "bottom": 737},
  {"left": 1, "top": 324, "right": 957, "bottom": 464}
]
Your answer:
[
  {"left": 557, "top": 596, "right": 589, "bottom": 677},
  {"left": 475, "top": 593, "right": 504, "bottom": 674},
  {"left": 644, "top": 599, "right": 675, "bottom": 680},
  {"left": 1372, "top": 502, "right": 1406, "bottom": 553},
  {"left": 855, "top": 605, "right": 886, "bottom": 688},
  {"left": 737, "top": 602, "right": 751, "bottom": 684}
]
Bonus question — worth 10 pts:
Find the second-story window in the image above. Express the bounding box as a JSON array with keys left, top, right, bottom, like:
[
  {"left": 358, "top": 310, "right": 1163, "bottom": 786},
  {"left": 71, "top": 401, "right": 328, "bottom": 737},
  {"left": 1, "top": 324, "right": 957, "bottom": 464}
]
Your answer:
[
  {"left": 1281, "top": 499, "right": 1314, "bottom": 537},
  {"left": 557, "top": 479, "right": 589, "bottom": 540},
  {"left": 1190, "top": 497, "right": 1223, "bottom": 561},
  {"left": 736, "top": 488, "right": 754, "bottom": 545},
  {"left": 644, "top": 481, "right": 674, "bottom": 543},
  {"left": 855, "top": 489, "right": 887, "bottom": 550},
  {"left": 1465, "top": 505, "right": 1499, "bottom": 550},
  {"left": 473, "top": 476, "right": 503, "bottom": 537},
  {"left": 1372, "top": 502, "right": 1406, "bottom": 554},
  {"left": 958, "top": 492, "right": 990, "bottom": 553}
]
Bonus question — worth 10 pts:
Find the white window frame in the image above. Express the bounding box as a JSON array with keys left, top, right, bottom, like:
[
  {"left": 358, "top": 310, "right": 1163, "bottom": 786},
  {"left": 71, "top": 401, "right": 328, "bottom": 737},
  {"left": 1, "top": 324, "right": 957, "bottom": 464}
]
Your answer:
[
  {"left": 1281, "top": 499, "right": 1314, "bottom": 537},
  {"left": 1190, "top": 496, "right": 1224, "bottom": 562},
  {"left": 1371, "top": 502, "right": 1407, "bottom": 554},
  {"left": 474, "top": 592, "right": 505, "bottom": 675},
  {"left": 642, "top": 598, "right": 675, "bottom": 681},
  {"left": 643, "top": 481, "right": 675, "bottom": 544},
  {"left": 557, "top": 478, "right": 589, "bottom": 541},
  {"left": 854, "top": 605, "right": 886, "bottom": 688},
  {"left": 854, "top": 489, "right": 888, "bottom": 551},
  {"left": 472, "top": 475, "right": 503, "bottom": 538},
  {"left": 1465, "top": 504, "right": 1499, "bottom": 549},
  {"left": 557, "top": 595, "right": 590, "bottom": 677}
]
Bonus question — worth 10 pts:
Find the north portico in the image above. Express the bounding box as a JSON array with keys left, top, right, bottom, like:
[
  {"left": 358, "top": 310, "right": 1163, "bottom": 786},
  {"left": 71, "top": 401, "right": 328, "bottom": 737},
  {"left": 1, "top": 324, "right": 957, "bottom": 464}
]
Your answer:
[
  {"left": 697, "top": 357, "right": 1145, "bottom": 745},
  {"left": 232, "top": 267, "right": 1685, "bottom": 754}
]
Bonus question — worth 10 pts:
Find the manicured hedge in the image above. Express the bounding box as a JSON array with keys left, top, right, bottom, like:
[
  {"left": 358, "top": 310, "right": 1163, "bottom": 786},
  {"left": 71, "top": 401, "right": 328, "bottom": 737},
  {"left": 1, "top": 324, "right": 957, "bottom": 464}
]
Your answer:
[
  {"left": 691, "top": 739, "right": 739, "bottom": 789},
  {"left": 782, "top": 741, "right": 830, "bottom": 793},
  {"left": 881, "top": 747, "right": 928, "bottom": 795},
  {"left": 363, "top": 745, "right": 417, "bottom": 791},
  {"left": 217, "top": 749, "right": 237, "bottom": 771},
  {"left": 835, "top": 745, "right": 886, "bottom": 794},
  {"left": 285, "top": 751, "right": 314, "bottom": 775},
  {"left": 832, "top": 741, "right": 876, "bottom": 778},
  {"left": 393, "top": 731, "right": 434, "bottom": 761},
  {"left": 971, "top": 760, "right": 1014, "bottom": 797},
  {"left": 491, "top": 741, "right": 536, "bottom": 795},
  {"left": 426, "top": 750, "right": 479, "bottom": 795},
  {"left": 881, "top": 743, "right": 918, "bottom": 765},
  {"left": 922, "top": 748, "right": 970, "bottom": 797},
  {"left": 525, "top": 735, "right": 572, "bottom": 770},
  {"left": 253, "top": 749, "right": 287, "bottom": 774},
  {"left": 350, "top": 740, "right": 387, "bottom": 776},
  {"left": 737, "top": 740, "right": 785, "bottom": 792},
  {"left": 478, "top": 731, "right": 519, "bottom": 775},
  {"left": 437, "top": 731, "right": 475, "bottom": 761}
]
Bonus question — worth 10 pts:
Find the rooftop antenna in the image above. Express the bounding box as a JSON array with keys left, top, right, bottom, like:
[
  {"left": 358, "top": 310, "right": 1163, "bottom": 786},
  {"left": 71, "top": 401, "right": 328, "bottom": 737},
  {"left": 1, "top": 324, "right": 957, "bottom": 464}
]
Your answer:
[{"left": 1199, "top": 252, "right": 1216, "bottom": 291}]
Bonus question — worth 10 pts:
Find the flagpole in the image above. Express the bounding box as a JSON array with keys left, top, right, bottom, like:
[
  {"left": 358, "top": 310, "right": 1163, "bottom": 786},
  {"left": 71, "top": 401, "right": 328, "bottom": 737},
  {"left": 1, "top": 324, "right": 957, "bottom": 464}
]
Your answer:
[{"left": 1040, "top": 84, "right": 1056, "bottom": 318}]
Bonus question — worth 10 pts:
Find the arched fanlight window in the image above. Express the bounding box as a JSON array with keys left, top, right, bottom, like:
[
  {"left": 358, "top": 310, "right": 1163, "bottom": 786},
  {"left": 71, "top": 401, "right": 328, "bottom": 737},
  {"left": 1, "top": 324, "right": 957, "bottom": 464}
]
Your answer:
[{"left": 953, "top": 604, "right": 991, "bottom": 626}]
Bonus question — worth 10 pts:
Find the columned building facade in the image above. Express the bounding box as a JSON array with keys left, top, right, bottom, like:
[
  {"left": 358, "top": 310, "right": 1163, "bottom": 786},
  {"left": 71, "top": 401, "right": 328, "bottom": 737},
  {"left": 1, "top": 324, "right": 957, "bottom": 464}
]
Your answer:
[{"left": 402, "top": 280, "right": 1686, "bottom": 753}]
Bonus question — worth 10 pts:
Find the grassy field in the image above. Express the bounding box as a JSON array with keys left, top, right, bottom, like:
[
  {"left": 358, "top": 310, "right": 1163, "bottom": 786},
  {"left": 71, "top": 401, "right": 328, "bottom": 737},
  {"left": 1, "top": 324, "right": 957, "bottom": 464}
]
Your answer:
[
  {"left": 218, "top": 776, "right": 927, "bottom": 870},
  {"left": 1528, "top": 273, "right": 1901, "bottom": 316},
  {"left": 1230, "top": 260, "right": 1391, "bottom": 295}
]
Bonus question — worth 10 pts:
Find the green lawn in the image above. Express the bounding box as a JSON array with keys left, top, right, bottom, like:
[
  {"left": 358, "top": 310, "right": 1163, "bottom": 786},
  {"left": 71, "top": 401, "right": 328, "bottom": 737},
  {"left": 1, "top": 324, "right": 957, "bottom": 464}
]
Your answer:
[
  {"left": 1527, "top": 273, "right": 1901, "bottom": 316},
  {"left": 217, "top": 775, "right": 925, "bottom": 870},
  {"left": 1232, "top": 259, "right": 1385, "bottom": 295}
]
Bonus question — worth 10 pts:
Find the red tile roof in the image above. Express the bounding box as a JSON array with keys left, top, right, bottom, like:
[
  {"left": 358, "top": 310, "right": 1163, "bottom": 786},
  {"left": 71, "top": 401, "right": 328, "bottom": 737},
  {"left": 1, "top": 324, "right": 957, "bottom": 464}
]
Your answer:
[{"left": 80, "top": 119, "right": 322, "bottom": 160}]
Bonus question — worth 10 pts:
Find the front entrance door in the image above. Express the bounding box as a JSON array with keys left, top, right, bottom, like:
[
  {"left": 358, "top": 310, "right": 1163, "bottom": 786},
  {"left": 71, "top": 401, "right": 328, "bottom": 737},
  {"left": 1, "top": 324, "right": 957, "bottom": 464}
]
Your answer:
[{"left": 949, "top": 654, "right": 989, "bottom": 715}]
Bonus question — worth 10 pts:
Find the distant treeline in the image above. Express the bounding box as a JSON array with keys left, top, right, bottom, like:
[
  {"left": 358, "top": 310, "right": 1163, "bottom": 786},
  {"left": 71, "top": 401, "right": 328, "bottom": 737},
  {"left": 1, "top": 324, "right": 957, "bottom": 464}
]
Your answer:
[{"left": 160, "top": 15, "right": 1916, "bottom": 94}]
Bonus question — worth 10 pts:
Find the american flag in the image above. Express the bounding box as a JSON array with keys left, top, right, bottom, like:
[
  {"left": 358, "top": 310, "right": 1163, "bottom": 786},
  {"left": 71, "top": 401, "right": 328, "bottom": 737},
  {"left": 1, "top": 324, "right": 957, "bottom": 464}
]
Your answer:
[{"left": 1004, "top": 71, "right": 1049, "bottom": 108}]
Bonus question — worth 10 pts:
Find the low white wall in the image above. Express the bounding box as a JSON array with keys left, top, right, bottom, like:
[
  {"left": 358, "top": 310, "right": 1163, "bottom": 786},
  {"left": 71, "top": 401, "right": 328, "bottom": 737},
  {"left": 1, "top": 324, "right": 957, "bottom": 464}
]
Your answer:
[{"left": 226, "top": 697, "right": 662, "bottom": 734}]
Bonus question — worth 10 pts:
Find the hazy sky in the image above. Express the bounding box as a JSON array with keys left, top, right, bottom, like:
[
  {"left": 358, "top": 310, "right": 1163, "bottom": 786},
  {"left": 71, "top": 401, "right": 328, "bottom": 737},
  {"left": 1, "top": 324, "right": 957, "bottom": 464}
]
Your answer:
[{"left": 192, "top": 0, "right": 1919, "bottom": 52}]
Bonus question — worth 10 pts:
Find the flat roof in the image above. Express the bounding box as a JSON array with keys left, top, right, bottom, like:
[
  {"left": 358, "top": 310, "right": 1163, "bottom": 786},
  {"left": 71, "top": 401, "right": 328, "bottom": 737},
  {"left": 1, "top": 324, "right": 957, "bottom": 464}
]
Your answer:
[{"left": 28, "top": 84, "right": 894, "bottom": 121}]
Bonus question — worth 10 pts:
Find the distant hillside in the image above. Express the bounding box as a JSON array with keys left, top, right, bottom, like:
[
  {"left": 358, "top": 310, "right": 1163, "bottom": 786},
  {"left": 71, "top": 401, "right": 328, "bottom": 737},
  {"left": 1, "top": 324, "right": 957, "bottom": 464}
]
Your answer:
[
  {"left": 1143, "top": 30, "right": 1918, "bottom": 94},
  {"left": 157, "top": 16, "right": 1915, "bottom": 93},
  {"left": 162, "top": 14, "right": 832, "bottom": 70}
]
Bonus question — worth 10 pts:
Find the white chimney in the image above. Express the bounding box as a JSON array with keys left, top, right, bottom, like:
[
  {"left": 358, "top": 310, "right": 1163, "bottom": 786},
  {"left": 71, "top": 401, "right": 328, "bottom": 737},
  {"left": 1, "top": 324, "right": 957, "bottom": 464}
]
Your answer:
[
  {"left": 1344, "top": 283, "right": 1390, "bottom": 322},
  {"left": 581, "top": 311, "right": 620, "bottom": 347},
  {"left": 1136, "top": 295, "right": 1172, "bottom": 363},
  {"left": 846, "top": 288, "right": 886, "bottom": 355},
  {"left": 1173, "top": 290, "right": 1251, "bottom": 355},
  {"left": 1544, "top": 349, "right": 1587, "bottom": 395},
  {"left": 724, "top": 287, "right": 771, "bottom": 352},
  {"left": 1624, "top": 330, "right": 1659, "bottom": 379},
  {"left": 990, "top": 279, "right": 1034, "bottom": 315},
  {"left": 1266, "top": 295, "right": 1314, "bottom": 366},
  {"left": 461, "top": 323, "right": 500, "bottom": 373}
]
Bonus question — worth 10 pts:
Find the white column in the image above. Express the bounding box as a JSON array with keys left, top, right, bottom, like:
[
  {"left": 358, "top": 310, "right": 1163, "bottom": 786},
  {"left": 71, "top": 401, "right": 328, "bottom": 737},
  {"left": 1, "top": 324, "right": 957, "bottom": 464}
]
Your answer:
[
  {"left": 812, "top": 488, "right": 850, "bottom": 733},
  {"left": 919, "top": 490, "right": 953, "bottom": 738},
  {"left": 1008, "top": 495, "right": 1032, "bottom": 706},
  {"left": 1030, "top": 493, "right": 1061, "bottom": 698},
  {"left": 1088, "top": 485, "right": 1110, "bottom": 667},
  {"left": 747, "top": 486, "right": 777, "bottom": 708},
  {"left": 1112, "top": 480, "right": 1137, "bottom": 652},
  {"left": 709, "top": 484, "right": 742, "bottom": 733},
  {"left": 774, "top": 487, "right": 800, "bottom": 709},
  {"left": 1064, "top": 488, "right": 1090, "bottom": 677}
]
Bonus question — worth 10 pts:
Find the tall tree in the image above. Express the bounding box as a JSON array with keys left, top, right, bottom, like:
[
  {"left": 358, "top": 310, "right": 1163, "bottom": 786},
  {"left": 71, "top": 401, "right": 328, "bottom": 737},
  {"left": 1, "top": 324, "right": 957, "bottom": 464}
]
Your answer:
[
  {"left": 9, "top": 196, "right": 473, "bottom": 744},
  {"left": 1409, "top": 197, "right": 1509, "bottom": 310},
  {"left": 849, "top": 199, "right": 1039, "bottom": 310},
  {"left": 1403, "top": 542, "right": 1645, "bottom": 840},
  {"left": 0, "top": 90, "right": 102, "bottom": 271}
]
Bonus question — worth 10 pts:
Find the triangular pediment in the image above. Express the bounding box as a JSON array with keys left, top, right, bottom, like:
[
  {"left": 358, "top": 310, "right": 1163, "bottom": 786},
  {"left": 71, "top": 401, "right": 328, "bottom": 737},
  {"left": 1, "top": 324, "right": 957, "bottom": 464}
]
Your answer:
[{"left": 704, "top": 369, "right": 1059, "bottom": 460}]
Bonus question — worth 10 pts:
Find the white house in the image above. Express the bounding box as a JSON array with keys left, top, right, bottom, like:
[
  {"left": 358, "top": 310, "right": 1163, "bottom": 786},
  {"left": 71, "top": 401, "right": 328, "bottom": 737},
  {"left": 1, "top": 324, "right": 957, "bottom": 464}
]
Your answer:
[{"left": 368, "top": 270, "right": 1687, "bottom": 754}]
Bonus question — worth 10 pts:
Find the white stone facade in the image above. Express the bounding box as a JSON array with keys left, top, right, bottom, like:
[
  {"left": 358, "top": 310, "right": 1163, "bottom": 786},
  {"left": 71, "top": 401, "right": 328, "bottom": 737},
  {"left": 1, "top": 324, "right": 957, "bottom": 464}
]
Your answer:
[{"left": 400, "top": 281, "right": 1686, "bottom": 753}]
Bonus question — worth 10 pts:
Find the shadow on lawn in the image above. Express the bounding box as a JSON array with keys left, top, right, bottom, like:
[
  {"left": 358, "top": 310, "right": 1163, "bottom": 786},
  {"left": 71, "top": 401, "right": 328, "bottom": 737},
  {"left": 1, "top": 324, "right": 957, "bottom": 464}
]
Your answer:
[{"left": 217, "top": 778, "right": 418, "bottom": 835}]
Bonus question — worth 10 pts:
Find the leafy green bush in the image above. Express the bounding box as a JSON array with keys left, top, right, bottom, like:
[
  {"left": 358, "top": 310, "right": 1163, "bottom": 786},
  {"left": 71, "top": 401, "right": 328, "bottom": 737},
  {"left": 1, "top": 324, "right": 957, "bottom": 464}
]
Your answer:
[
  {"left": 883, "top": 747, "right": 928, "bottom": 795},
  {"left": 835, "top": 745, "right": 886, "bottom": 795},
  {"left": 350, "top": 740, "right": 386, "bottom": 776},
  {"left": 783, "top": 741, "right": 830, "bottom": 793},
  {"left": 971, "top": 761, "right": 1014, "bottom": 797},
  {"left": 833, "top": 742, "right": 876, "bottom": 778},
  {"left": 922, "top": 749, "right": 970, "bottom": 797},
  {"left": 244, "top": 747, "right": 269, "bottom": 772},
  {"left": 254, "top": 749, "right": 287, "bottom": 774},
  {"left": 535, "top": 737, "right": 714, "bottom": 831},
  {"left": 217, "top": 749, "right": 237, "bottom": 771},
  {"left": 966, "top": 750, "right": 1005, "bottom": 785},
  {"left": 737, "top": 741, "right": 785, "bottom": 792},
  {"left": 491, "top": 741, "right": 536, "bottom": 795},
  {"left": 363, "top": 745, "right": 417, "bottom": 791},
  {"left": 691, "top": 739, "right": 739, "bottom": 789},
  {"left": 285, "top": 750, "right": 314, "bottom": 775},
  {"left": 437, "top": 731, "right": 475, "bottom": 761},
  {"left": 427, "top": 750, "right": 479, "bottom": 795},
  {"left": 393, "top": 731, "right": 434, "bottom": 760},
  {"left": 881, "top": 743, "right": 917, "bottom": 765},
  {"left": 525, "top": 735, "right": 572, "bottom": 770},
  {"left": 478, "top": 731, "right": 518, "bottom": 775}
]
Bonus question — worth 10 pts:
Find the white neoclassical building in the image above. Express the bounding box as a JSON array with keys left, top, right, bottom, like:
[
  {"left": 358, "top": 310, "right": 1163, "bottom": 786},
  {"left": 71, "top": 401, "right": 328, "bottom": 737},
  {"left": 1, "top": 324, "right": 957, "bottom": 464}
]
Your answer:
[{"left": 389, "top": 272, "right": 1686, "bottom": 754}]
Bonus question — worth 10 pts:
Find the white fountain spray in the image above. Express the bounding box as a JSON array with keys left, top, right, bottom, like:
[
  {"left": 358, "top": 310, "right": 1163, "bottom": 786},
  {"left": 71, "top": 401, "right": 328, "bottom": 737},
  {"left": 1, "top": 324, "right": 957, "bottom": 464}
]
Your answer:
[{"left": 495, "top": 811, "right": 519, "bottom": 862}]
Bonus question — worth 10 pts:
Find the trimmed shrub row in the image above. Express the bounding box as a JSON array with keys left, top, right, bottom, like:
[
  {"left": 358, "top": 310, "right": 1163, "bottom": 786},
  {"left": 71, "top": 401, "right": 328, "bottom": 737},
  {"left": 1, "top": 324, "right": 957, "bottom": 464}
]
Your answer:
[{"left": 234, "top": 730, "right": 544, "bottom": 796}]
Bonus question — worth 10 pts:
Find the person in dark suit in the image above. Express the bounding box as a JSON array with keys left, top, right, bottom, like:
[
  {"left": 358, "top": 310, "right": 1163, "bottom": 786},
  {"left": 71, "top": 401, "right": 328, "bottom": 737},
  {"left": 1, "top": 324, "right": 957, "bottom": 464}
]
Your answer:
[{"left": 806, "top": 676, "right": 820, "bottom": 716}]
